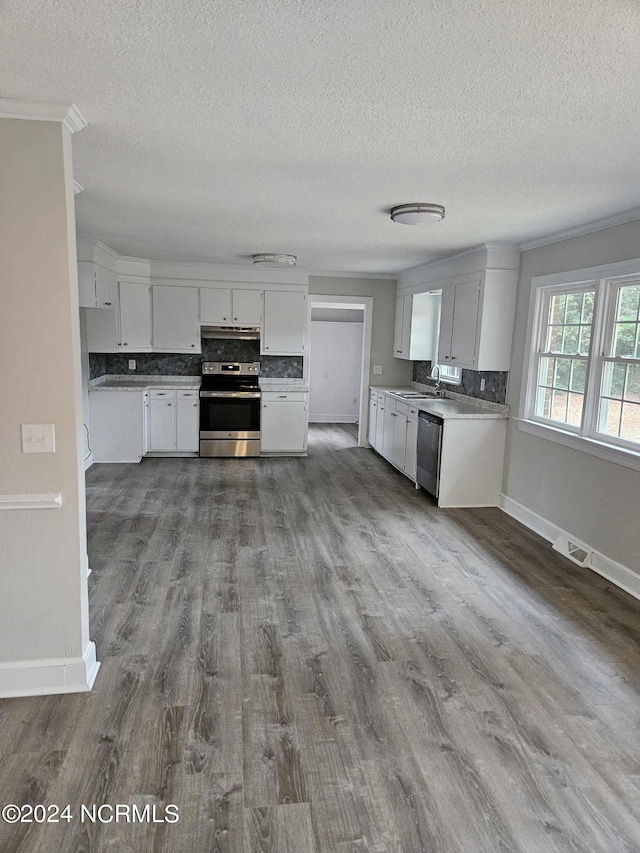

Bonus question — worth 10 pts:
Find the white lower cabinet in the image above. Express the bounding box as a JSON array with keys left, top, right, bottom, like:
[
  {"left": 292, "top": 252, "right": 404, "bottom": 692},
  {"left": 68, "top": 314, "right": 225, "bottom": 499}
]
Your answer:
[
  {"left": 261, "top": 393, "right": 308, "bottom": 452},
  {"left": 148, "top": 389, "right": 199, "bottom": 452},
  {"left": 404, "top": 413, "right": 418, "bottom": 479},
  {"left": 89, "top": 390, "right": 145, "bottom": 462},
  {"left": 368, "top": 391, "right": 378, "bottom": 447},
  {"left": 374, "top": 393, "right": 386, "bottom": 450},
  {"left": 390, "top": 402, "right": 408, "bottom": 470},
  {"left": 177, "top": 399, "right": 200, "bottom": 451},
  {"left": 382, "top": 403, "right": 395, "bottom": 460}
]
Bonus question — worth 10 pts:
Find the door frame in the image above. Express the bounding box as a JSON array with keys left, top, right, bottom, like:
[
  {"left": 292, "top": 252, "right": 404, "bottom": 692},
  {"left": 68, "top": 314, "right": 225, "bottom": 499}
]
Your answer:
[{"left": 305, "top": 295, "right": 373, "bottom": 448}]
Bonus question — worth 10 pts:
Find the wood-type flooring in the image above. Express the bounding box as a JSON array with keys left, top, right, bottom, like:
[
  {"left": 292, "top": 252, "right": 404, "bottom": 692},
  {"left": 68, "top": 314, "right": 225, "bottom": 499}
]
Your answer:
[{"left": 0, "top": 424, "right": 639, "bottom": 852}]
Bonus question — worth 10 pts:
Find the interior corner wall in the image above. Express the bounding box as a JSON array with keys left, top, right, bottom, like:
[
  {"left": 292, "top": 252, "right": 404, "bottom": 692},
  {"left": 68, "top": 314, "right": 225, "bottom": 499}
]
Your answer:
[
  {"left": 0, "top": 117, "right": 94, "bottom": 694},
  {"left": 309, "top": 321, "right": 364, "bottom": 421},
  {"left": 503, "top": 219, "right": 640, "bottom": 572},
  {"left": 308, "top": 276, "right": 413, "bottom": 387}
]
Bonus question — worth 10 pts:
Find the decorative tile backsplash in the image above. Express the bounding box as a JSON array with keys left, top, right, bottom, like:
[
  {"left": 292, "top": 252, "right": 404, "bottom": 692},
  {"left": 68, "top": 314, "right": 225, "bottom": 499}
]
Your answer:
[
  {"left": 89, "top": 340, "right": 303, "bottom": 380},
  {"left": 413, "top": 360, "right": 509, "bottom": 405}
]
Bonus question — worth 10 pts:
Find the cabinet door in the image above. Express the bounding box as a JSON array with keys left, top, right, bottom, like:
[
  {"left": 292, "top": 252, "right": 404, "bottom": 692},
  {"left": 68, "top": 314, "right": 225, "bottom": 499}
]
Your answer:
[
  {"left": 404, "top": 418, "right": 418, "bottom": 479},
  {"left": 96, "top": 271, "right": 116, "bottom": 309},
  {"left": 149, "top": 400, "right": 176, "bottom": 450},
  {"left": 261, "top": 401, "right": 307, "bottom": 451},
  {"left": 375, "top": 396, "right": 386, "bottom": 449},
  {"left": 262, "top": 291, "right": 306, "bottom": 355},
  {"left": 199, "top": 288, "right": 232, "bottom": 324},
  {"left": 176, "top": 400, "right": 199, "bottom": 451},
  {"left": 393, "top": 295, "right": 404, "bottom": 357},
  {"left": 232, "top": 289, "right": 263, "bottom": 324},
  {"left": 382, "top": 404, "right": 395, "bottom": 459},
  {"left": 450, "top": 281, "right": 480, "bottom": 368},
  {"left": 152, "top": 285, "right": 200, "bottom": 351},
  {"left": 84, "top": 307, "right": 119, "bottom": 352},
  {"left": 78, "top": 264, "right": 97, "bottom": 308},
  {"left": 391, "top": 410, "right": 407, "bottom": 469},
  {"left": 437, "top": 286, "right": 456, "bottom": 364},
  {"left": 119, "top": 282, "right": 152, "bottom": 350},
  {"left": 368, "top": 396, "right": 378, "bottom": 447}
]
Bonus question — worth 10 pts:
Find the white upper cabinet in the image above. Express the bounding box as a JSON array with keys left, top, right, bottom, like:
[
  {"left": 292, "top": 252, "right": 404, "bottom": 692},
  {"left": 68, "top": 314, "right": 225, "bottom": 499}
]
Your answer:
[
  {"left": 199, "top": 288, "right": 232, "bottom": 324},
  {"left": 232, "top": 289, "right": 263, "bottom": 324},
  {"left": 84, "top": 303, "right": 120, "bottom": 352},
  {"left": 78, "top": 262, "right": 116, "bottom": 310},
  {"left": 261, "top": 290, "right": 306, "bottom": 355},
  {"left": 393, "top": 293, "right": 439, "bottom": 361},
  {"left": 119, "top": 282, "right": 152, "bottom": 351},
  {"left": 199, "top": 287, "right": 263, "bottom": 325},
  {"left": 436, "top": 274, "right": 515, "bottom": 371},
  {"left": 152, "top": 285, "right": 200, "bottom": 352}
]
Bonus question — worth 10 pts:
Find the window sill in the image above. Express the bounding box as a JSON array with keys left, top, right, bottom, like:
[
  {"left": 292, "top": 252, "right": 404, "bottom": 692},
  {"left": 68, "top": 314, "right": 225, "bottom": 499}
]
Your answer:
[{"left": 515, "top": 418, "right": 640, "bottom": 473}]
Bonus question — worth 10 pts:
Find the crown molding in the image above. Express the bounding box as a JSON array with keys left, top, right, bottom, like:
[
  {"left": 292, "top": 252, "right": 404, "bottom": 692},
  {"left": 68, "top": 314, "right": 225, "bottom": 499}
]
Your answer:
[
  {"left": 307, "top": 269, "right": 398, "bottom": 280},
  {"left": 520, "top": 207, "right": 640, "bottom": 251},
  {"left": 0, "top": 98, "right": 87, "bottom": 133}
]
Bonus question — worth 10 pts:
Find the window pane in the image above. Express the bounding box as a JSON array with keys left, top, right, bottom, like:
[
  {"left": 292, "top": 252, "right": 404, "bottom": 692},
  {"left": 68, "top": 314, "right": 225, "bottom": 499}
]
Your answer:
[
  {"left": 627, "top": 364, "right": 640, "bottom": 403},
  {"left": 536, "top": 386, "right": 552, "bottom": 418},
  {"left": 562, "top": 326, "right": 579, "bottom": 354},
  {"left": 538, "top": 357, "right": 554, "bottom": 387},
  {"left": 565, "top": 293, "right": 583, "bottom": 324},
  {"left": 553, "top": 358, "right": 571, "bottom": 390},
  {"left": 601, "top": 362, "right": 626, "bottom": 399},
  {"left": 617, "top": 284, "right": 640, "bottom": 322},
  {"left": 550, "top": 293, "right": 566, "bottom": 324},
  {"left": 549, "top": 326, "right": 564, "bottom": 353},
  {"left": 566, "top": 393, "right": 584, "bottom": 427},
  {"left": 620, "top": 403, "right": 640, "bottom": 444},
  {"left": 613, "top": 323, "right": 638, "bottom": 358},
  {"left": 581, "top": 292, "right": 594, "bottom": 324},
  {"left": 578, "top": 326, "right": 591, "bottom": 355},
  {"left": 551, "top": 390, "right": 568, "bottom": 421},
  {"left": 598, "top": 398, "right": 622, "bottom": 437},
  {"left": 570, "top": 360, "right": 586, "bottom": 393}
]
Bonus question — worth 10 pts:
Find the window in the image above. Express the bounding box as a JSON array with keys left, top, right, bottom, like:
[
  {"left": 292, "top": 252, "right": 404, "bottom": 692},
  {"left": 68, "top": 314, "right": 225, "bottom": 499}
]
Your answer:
[
  {"left": 438, "top": 364, "right": 461, "bottom": 384},
  {"left": 597, "top": 280, "right": 640, "bottom": 445},
  {"left": 532, "top": 286, "right": 595, "bottom": 430},
  {"left": 525, "top": 270, "right": 640, "bottom": 458}
]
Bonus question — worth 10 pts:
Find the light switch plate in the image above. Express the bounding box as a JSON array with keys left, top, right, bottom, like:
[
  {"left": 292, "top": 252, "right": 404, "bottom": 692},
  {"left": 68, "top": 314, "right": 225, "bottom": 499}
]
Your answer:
[
  {"left": 21, "top": 424, "right": 56, "bottom": 453},
  {"left": 373, "top": 365, "right": 383, "bottom": 375}
]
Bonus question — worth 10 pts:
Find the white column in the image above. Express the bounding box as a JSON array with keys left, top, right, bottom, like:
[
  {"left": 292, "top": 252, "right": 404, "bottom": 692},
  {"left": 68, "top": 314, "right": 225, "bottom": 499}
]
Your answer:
[{"left": 0, "top": 100, "right": 99, "bottom": 697}]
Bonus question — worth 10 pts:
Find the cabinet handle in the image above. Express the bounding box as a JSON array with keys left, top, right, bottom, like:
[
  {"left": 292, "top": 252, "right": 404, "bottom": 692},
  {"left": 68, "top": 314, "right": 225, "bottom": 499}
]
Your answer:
[
  {"left": 123, "top": 342, "right": 128, "bottom": 346},
  {"left": 234, "top": 317, "right": 238, "bottom": 321},
  {"left": 191, "top": 344, "right": 195, "bottom": 347},
  {"left": 223, "top": 317, "right": 227, "bottom": 321},
  {"left": 105, "top": 301, "right": 112, "bottom": 306},
  {"left": 396, "top": 350, "right": 401, "bottom": 353},
  {"left": 444, "top": 355, "right": 449, "bottom": 359},
  {"left": 265, "top": 346, "right": 269, "bottom": 350},
  {"left": 263, "top": 404, "right": 267, "bottom": 408},
  {"left": 168, "top": 403, "right": 172, "bottom": 407},
  {"left": 193, "top": 403, "right": 198, "bottom": 407},
  {"left": 279, "top": 395, "right": 288, "bottom": 398},
  {"left": 451, "top": 356, "right": 456, "bottom": 360}
]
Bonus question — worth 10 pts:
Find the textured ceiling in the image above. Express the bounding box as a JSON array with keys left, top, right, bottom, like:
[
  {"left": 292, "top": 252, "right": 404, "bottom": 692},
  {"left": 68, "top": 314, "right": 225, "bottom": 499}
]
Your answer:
[{"left": 2, "top": 0, "right": 640, "bottom": 273}]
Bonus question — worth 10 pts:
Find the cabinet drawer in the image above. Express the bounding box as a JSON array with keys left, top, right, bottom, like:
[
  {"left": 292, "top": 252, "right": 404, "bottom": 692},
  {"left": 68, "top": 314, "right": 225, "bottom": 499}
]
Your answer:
[
  {"left": 376, "top": 392, "right": 386, "bottom": 402},
  {"left": 261, "top": 391, "right": 308, "bottom": 402},
  {"left": 177, "top": 389, "right": 198, "bottom": 399},
  {"left": 408, "top": 406, "right": 419, "bottom": 420},
  {"left": 149, "top": 389, "right": 177, "bottom": 400},
  {"left": 394, "top": 400, "right": 409, "bottom": 416}
]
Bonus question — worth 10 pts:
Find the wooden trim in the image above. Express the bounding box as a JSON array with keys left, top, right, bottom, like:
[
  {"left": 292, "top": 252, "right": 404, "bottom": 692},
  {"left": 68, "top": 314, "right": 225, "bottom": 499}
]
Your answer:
[
  {"left": 499, "top": 493, "right": 640, "bottom": 601},
  {"left": 0, "top": 642, "right": 99, "bottom": 699},
  {"left": 0, "top": 493, "right": 62, "bottom": 511}
]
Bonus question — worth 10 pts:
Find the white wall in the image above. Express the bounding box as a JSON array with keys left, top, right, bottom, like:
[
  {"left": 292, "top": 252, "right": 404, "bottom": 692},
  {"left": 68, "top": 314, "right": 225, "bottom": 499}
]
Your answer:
[
  {"left": 309, "top": 276, "right": 413, "bottom": 388},
  {"left": 309, "top": 321, "right": 363, "bottom": 422},
  {"left": 0, "top": 117, "right": 96, "bottom": 696},
  {"left": 504, "top": 219, "right": 640, "bottom": 573}
]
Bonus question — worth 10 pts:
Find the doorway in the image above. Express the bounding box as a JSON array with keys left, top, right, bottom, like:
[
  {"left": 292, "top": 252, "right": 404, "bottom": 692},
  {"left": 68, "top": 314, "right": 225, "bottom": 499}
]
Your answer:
[{"left": 304, "top": 295, "right": 373, "bottom": 447}]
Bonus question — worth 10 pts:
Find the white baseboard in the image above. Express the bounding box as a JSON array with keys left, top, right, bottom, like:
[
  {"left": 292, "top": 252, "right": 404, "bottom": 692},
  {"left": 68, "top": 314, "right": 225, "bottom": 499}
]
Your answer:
[
  {"left": 499, "top": 493, "right": 640, "bottom": 602},
  {"left": 0, "top": 642, "right": 100, "bottom": 698},
  {"left": 309, "top": 414, "right": 359, "bottom": 423}
]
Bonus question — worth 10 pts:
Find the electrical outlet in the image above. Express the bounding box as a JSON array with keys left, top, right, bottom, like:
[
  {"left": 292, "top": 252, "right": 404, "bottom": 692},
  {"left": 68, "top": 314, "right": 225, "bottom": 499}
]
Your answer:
[
  {"left": 373, "top": 365, "right": 383, "bottom": 375},
  {"left": 21, "top": 424, "right": 56, "bottom": 453},
  {"left": 480, "top": 377, "right": 486, "bottom": 391},
  {"left": 128, "top": 359, "right": 136, "bottom": 371}
]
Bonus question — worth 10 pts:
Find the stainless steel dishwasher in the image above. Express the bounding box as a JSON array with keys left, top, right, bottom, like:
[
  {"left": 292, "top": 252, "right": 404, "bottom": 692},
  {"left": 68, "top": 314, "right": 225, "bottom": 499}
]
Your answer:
[{"left": 416, "top": 410, "right": 444, "bottom": 498}]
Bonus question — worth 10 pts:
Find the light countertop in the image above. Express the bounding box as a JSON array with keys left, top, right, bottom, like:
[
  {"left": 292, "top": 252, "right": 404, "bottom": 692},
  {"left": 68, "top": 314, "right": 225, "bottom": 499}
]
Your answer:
[
  {"left": 89, "top": 375, "right": 201, "bottom": 392},
  {"left": 259, "top": 379, "right": 309, "bottom": 392},
  {"left": 371, "top": 386, "right": 507, "bottom": 420}
]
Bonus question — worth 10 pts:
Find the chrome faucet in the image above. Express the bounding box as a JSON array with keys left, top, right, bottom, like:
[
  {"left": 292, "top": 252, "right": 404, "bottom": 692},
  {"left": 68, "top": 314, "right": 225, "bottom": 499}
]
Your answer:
[{"left": 430, "top": 364, "right": 445, "bottom": 397}]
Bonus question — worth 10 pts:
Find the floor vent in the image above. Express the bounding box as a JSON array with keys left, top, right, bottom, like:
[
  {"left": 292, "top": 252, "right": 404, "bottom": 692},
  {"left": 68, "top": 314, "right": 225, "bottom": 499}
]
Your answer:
[{"left": 552, "top": 534, "right": 593, "bottom": 568}]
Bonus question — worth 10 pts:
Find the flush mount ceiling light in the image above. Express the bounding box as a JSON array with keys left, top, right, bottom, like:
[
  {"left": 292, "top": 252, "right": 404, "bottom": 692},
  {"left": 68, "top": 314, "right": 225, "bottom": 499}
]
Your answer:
[
  {"left": 390, "top": 203, "right": 445, "bottom": 225},
  {"left": 252, "top": 253, "right": 297, "bottom": 266}
]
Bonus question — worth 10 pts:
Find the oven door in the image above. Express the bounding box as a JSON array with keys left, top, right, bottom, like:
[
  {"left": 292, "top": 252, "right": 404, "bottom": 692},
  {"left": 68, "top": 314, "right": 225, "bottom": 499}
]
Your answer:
[{"left": 199, "top": 392, "right": 261, "bottom": 439}]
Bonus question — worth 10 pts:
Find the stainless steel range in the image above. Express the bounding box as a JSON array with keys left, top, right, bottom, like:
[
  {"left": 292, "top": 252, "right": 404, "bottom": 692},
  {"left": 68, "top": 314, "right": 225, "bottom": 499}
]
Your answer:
[{"left": 199, "top": 362, "right": 261, "bottom": 457}]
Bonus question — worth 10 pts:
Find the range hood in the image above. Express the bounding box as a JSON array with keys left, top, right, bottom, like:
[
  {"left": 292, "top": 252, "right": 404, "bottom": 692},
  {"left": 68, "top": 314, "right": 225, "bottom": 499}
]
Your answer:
[{"left": 200, "top": 326, "right": 260, "bottom": 341}]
